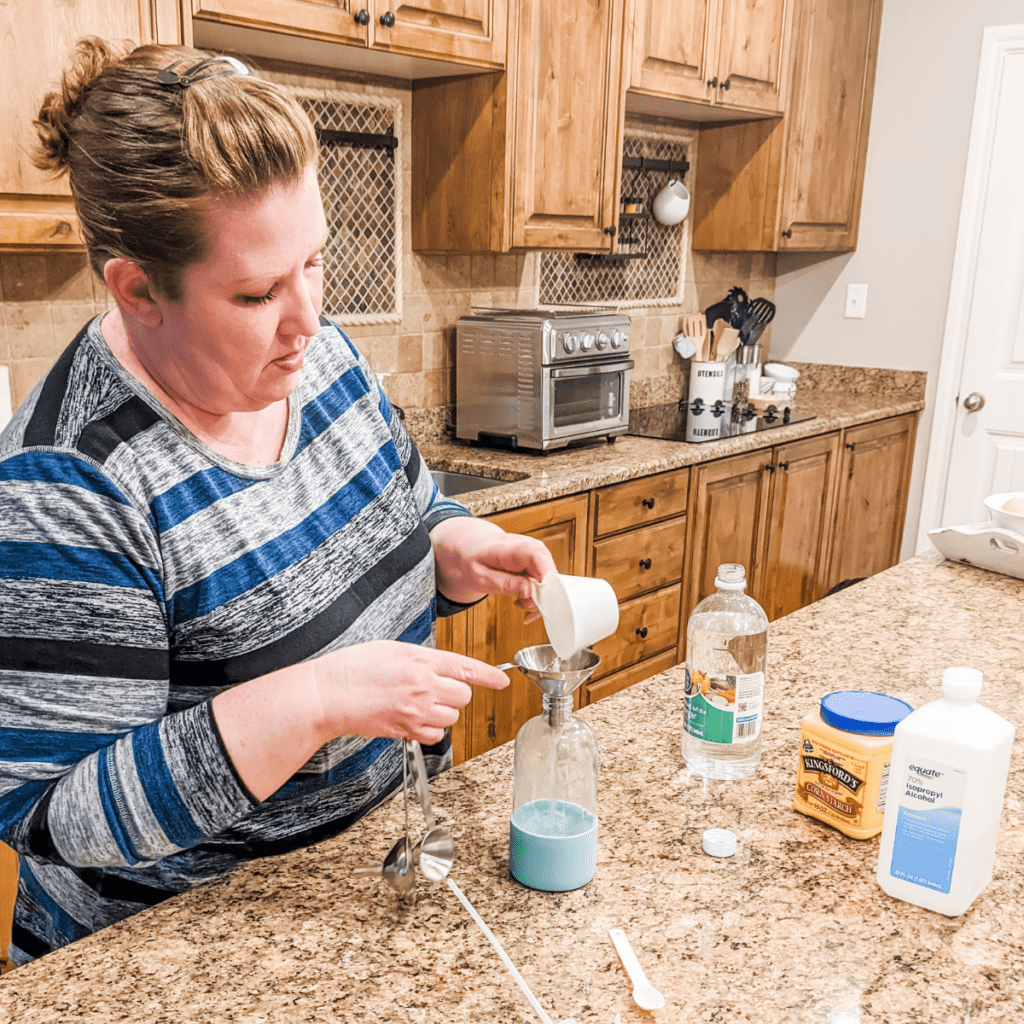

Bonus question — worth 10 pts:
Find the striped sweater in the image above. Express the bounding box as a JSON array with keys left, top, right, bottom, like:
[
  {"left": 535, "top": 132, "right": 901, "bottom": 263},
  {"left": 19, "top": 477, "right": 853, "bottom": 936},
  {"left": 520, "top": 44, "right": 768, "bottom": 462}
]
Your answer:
[{"left": 0, "top": 315, "right": 470, "bottom": 964}]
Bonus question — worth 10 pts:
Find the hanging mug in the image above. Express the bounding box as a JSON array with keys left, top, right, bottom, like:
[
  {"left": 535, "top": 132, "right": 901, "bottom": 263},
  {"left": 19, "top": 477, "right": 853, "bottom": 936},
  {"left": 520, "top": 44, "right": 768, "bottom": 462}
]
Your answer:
[{"left": 652, "top": 179, "right": 691, "bottom": 225}]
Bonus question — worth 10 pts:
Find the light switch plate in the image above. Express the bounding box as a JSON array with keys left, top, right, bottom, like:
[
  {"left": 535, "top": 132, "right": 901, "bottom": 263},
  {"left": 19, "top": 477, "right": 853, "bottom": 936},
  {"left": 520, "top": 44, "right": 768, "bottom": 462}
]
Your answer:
[{"left": 845, "top": 283, "right": 868, "bottom": 319}]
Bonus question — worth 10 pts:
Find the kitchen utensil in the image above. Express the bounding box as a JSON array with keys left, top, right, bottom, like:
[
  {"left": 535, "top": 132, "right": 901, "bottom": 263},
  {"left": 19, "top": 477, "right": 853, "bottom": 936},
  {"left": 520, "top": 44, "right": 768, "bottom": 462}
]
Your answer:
[
  {"left": 652, "top": 179, "right": 690, "bottom": 225},
  {"left": 407, "top": 740, "right": 455, "bottom": 881},
  {"left": 715, "top": 327, "right": 741, "bottom": 363},
  {"left": 353, "top": 745, "right": 416, "bottom": 893},
  {"left": 530, "top": 573, "right": 619, "bottom": 661},
  {"left": 609, "top": 928, "right": 665, "bottom": 1011},
  {"left": 738, "top": 297, "right": 776, "bottom": 343},
  {"left": 704, "top": 286, "right": 749, "bottom": 330},
  {"left": 709, "top": 318, "right": 732, "bottom": 361},
  {"left": 683, "top": 312, "right": 706, "bottom": 346},
  {"left": 984, "top": 492, "right": 1024, "bottom": 534},
  {"left": 447, "top": 877, "right": 578, "bottom": 1024}
]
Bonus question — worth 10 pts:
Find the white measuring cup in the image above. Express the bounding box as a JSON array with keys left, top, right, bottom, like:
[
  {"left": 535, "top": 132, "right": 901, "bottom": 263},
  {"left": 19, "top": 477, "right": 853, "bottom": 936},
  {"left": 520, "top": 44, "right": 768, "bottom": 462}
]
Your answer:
[{"left": 531, "top": 572, "right": 619, "bottom": 661}]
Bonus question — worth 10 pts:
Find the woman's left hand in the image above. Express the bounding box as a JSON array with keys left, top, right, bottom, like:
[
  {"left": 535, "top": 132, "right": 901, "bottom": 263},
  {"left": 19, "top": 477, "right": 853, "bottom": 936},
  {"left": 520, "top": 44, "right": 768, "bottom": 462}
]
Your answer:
[{"left": 430, "top": 517, "right": 557, "bottom": 618}]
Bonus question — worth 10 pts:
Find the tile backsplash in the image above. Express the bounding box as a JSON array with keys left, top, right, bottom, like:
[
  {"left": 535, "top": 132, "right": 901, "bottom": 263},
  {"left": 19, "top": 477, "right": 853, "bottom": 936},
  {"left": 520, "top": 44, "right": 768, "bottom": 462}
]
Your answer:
[{"left": 1, "top": 65, "right": 776, "bottom": 441}]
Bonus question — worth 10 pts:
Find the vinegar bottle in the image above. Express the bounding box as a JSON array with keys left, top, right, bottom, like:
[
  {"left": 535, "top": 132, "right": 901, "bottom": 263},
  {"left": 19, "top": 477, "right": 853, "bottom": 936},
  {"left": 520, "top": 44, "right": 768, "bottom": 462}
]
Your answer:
[
  {"left": 682, "top": 563, "right": 769, "bottom": 780},
  {"left": 876, "top": 667, "right": 1015, "bottom": 916}
]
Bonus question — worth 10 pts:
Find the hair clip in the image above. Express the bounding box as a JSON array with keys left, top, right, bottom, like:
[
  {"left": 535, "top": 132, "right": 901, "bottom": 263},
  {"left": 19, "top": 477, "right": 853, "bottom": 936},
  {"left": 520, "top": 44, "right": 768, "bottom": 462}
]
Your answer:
[{"left": 156, "top": 55, "right": 250, "bottom": 89}]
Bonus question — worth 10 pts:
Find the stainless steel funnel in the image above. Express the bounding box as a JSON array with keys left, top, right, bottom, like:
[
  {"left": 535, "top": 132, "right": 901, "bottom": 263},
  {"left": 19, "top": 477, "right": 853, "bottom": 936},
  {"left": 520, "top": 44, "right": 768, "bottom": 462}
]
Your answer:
[{"left": 497, "top": 644, "right": 600, "bottom": 697}]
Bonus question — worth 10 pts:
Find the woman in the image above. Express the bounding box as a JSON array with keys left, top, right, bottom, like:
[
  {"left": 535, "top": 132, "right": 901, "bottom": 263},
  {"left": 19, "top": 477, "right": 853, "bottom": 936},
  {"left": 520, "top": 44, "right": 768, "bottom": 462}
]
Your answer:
[{"left": 0, "top": 40, "right": 556, "bottom": 965}]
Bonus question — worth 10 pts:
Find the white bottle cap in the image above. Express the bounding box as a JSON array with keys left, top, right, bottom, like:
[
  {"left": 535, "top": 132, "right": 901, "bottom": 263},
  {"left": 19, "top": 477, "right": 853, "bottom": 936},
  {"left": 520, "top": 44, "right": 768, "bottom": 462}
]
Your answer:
[
  {"left": 702, "top": 828, "right": 737, "bottom": 857},
  {"left": 942, "top": 667, "right": 983, "bottom": 700}
]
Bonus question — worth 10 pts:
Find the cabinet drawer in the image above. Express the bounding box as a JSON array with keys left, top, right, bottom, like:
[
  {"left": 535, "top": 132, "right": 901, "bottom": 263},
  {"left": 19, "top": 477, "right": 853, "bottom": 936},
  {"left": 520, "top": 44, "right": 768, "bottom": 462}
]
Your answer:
[
  {"left": 591, "top": 584, "right": 681, "bottom": 681},
  {"left": 585, "top": 649, "right": 678, "bottom": 705},
  {"left": 593, "top": 468, "right": 690, "bottom": 538},
  {"left": 593, "top": 516, "right": 687, "bottom": 599}
]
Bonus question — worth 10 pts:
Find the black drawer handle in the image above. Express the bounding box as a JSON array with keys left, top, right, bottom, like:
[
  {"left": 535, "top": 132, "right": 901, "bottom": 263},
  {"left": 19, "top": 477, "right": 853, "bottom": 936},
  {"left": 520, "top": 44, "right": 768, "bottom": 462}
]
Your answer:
[
  {"left": 779, "top": 461, "right": 789, "bottom": 471},
  {"left": 641, "top": 497, "right": 656, "bottom": 510},
  {"left": 639, "top": 558, "right": 652, "bottom": 571},
  {"left": 635, "top": 626, "right": 649, "bottom": 639},
  {"left": 846, "top": 442, "right": 857, "bottom": 451}
]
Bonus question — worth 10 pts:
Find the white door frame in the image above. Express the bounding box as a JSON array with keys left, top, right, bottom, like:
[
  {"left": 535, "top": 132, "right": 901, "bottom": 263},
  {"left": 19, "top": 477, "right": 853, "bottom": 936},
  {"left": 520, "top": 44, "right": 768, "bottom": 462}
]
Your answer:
[{"left": 916, "top": 23, "right": 1024, "bottom": 553}]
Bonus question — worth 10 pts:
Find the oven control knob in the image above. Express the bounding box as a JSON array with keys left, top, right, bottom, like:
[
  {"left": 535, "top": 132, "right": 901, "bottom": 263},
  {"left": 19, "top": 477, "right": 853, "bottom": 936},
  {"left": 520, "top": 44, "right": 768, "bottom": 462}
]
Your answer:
[
  {"left": 581, "top": 332, "right": 595, "bottom": 351},
  {"left": 562, "top": 333, "right": 578, "bottom": 354},
  {"left": 611, "top": 330, "right": 625, "bottom": 349},
  {"left": 595, "top": 331, "right": 610, "bottom": 351}
]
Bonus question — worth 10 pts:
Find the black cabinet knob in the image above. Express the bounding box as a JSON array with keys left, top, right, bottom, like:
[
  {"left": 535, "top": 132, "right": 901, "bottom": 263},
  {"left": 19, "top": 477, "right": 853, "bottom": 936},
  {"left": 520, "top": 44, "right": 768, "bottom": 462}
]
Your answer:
[
  {"left": 354, "top": 8, "right": 370, "bottom": 24},
  {"left": 781, "top": 228, "right": 793, "bottom": 239},
  {"left": 603, "top": 225, "right": 617, "bottom": 237},
  {"left": 379, "top": 10, "right": 395, "bottom": 27},
  {"left": 641, "top": 497, "right": 656, "bottom": 510},
  {"left": 706, "top": 76, "right": 718, "bottom": 88},
  {"left": 721, "top": 79, "right": 731, "bottom": 91},
  {"left": 635, "top": 626, "right": 649, "bottom": 639},
  {"left": 639, "top": 558, "right": 652, "bottom": 571},
  {"left": 846, "top": 442, "right": 857, "bottom": 451},
  {"left": 779, "top": 461, "right": 790, "bottom": 471}
]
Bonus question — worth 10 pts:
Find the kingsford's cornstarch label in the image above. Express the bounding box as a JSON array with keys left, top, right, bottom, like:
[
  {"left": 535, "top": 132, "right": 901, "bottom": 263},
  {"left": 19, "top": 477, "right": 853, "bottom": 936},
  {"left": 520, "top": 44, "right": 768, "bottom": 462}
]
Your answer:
[
  {"left": 889, "top": 756, "right": 967, "bottom": 893},
  {"left": 685, "top": 668, "right": 764, "bottom": 744}
]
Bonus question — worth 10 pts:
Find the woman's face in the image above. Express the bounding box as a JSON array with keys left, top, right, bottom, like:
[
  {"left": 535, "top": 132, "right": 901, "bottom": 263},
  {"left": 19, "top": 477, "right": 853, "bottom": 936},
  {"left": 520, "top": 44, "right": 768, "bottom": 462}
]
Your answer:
[{"left": 147, "top": 163, "right": 328, "bottom": 415}]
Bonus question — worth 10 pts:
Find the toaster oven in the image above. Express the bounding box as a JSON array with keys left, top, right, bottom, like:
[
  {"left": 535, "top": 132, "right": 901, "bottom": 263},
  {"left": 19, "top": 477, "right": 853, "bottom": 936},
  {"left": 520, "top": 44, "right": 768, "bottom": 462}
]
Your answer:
[{"left": 455, "top": 308, "right": 632, "bottom": 451}]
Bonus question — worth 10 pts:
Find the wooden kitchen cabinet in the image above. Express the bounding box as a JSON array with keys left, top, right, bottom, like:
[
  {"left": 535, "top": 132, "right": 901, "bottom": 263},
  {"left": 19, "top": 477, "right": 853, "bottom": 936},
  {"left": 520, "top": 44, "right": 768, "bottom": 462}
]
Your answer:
[
  {"left": 691, "top": 0, "right": 883, "bottom": 251},
  {"left": 0, "top": 1, "right": 180, "bottom": 251},
  {"left": 412, "top": 0, "right": 627, "bottom": 252},
  {"left": 827, "top": 414, "right": 918, "bottom": 591},
  {"left": 191, "top": 0, "right": 506, "bottom": 68},
  {"left": 627, "top": 0, "right": 795, "bottom": 117}
]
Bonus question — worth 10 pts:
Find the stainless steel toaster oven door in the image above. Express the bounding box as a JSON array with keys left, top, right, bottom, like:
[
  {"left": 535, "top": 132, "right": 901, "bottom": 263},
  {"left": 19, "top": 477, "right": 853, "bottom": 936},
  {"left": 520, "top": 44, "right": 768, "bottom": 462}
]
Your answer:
[{"left": 545, "top": 359, "right": 633, "bottom": 439}]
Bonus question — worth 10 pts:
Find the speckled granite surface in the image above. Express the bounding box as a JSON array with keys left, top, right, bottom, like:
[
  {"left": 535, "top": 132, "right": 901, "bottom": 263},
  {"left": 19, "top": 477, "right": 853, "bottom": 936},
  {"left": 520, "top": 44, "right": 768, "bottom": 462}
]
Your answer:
[
  {"left": 418, "top": 387, "right": 924, "bottom": 516},
  {"left": 3, "top": 553, "right": 1021, "bottom": 1023}
]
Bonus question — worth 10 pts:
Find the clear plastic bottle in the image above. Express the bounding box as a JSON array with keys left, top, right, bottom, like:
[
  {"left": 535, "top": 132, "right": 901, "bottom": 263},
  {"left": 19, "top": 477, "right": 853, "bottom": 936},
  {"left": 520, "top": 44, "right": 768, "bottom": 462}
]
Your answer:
[
  {"left": 875, "top": 667, "right": 1015, "bottom": 916},
  {"left": 682, "top": 563, "right": 769, "bottom": 780}
]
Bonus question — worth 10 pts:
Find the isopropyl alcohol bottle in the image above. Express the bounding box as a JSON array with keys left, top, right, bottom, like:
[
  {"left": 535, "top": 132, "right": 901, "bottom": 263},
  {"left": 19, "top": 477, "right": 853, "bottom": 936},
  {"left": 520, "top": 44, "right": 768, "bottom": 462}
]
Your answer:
[
  {"left": 682, "top": 563, "right": 768, "bottom": 780},
  {"left": 876, "top": 667, "right": 1015, "bottom": 916}
]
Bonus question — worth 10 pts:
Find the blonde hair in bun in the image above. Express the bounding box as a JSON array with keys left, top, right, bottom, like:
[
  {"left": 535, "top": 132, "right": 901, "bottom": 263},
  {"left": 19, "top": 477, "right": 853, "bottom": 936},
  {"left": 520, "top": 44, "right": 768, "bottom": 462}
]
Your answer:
[{"left": 32, "top": 37, "right": 317, "bottom": 302}]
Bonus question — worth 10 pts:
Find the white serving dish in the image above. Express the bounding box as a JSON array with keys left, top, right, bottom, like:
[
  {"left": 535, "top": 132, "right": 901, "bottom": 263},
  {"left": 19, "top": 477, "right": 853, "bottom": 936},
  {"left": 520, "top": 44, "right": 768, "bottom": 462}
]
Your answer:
[
  {"left": 984, "top": 492, "right": 1024, "bottom": 534},
  {"left": 763, "top": 362, "right": 800, "bottom": 383},
  {"left": 928, "top": 522, "right": 1024, "bottom": 581}
]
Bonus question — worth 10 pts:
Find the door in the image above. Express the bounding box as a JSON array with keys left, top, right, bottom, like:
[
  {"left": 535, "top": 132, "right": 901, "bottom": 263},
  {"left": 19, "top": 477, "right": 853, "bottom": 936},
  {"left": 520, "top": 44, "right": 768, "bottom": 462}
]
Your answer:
[
  {"left": 828, "top": 416, "right": 916, "bottom": 590},
  {"left": 924, "top": 26, "right": 1024, "bottom": 536},
  {"left": 193, "top": 0, "right": 368, "bottom": 45},
  {"left": 760, "top": 432, "right": 840, "bottom": 621},
  {"left": 714, "top": 0, "right": 793, "bottom": 115},
  {"left": 628, "top": 0, "right": 719, "bottom": 104},
  {"left": 379, "top": 0, "right": 505, "bottom": 65},
  {"left": 777, "top": 0, "right": 882, "bottom": 249},
  {"left": 468, "top": 494, "right": 589, "bottom": 759},
  {"left": 510, "top": 0, "right": 626, "bottom": 250},
  {"left": 687, "top": 449, "right": 773, "bottom": 613}
]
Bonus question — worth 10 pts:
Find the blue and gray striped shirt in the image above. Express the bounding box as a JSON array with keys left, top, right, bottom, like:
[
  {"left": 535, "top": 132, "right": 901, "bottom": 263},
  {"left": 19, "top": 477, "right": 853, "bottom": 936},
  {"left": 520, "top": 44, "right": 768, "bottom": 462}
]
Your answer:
[{"left": 0, "top": 315, "right": 470, "bottom": 964}]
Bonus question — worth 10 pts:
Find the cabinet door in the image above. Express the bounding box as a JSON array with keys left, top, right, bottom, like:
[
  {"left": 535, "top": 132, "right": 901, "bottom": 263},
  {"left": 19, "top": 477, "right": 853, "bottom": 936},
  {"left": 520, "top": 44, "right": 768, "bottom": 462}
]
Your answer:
[
  {"left": 434, "top": 610, "right": 471, "bottom": 764},
  {"left": 687, "top": 449, "right": 773, "bottom": 614},
  {"left": 0, "top": 1, "right": 152, "bottom": 249},
  {"left": 193, "top": 0, "right": 368, "bottom": 45},
  {"left": 468, "top": 494, "right": 589, "bottom": 759},
  {"left": 828, "top": 415, "right": 918, "bottom": 590},
  {"left": 715, "top": 0, "right": 793, "bottom": 115},
  {"left": 761, "top": 432, "right": 840, "bottom": 621},
  {"left": 777, "top": 0, "right": 882, "bottom": 249},
  {"left": 510, "top": 0, "right": 626, "bottom": 249},
  {"left": 377, "top": 0, "right": 505, "bottom": 65},
  {"left": 627, "top": 0, "right": 719, "bottom": 105}
]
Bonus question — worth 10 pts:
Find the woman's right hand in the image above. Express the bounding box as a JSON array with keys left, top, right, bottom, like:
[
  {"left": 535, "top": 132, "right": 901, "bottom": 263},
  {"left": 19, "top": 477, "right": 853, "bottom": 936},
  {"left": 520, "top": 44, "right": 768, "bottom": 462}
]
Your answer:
[{"left": 314, "top": 641, "right": 510, "bottom": 746}]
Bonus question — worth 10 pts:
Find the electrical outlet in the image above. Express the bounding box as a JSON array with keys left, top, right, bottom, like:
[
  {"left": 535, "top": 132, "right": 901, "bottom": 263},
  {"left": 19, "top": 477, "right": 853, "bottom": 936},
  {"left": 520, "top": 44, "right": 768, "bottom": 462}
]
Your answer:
[{"left": 845, "top": 283, "right": 868, "bottom": 319}]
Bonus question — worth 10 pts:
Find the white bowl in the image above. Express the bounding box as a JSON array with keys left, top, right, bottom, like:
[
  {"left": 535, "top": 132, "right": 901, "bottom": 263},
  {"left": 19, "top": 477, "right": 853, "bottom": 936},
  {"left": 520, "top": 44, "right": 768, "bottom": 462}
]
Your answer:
[
  {"left": 763, "top": 362, "right": 800, "bottom": 383},
  {"left": 984, "top": 492, "right": 1024, "bottom": 534}
]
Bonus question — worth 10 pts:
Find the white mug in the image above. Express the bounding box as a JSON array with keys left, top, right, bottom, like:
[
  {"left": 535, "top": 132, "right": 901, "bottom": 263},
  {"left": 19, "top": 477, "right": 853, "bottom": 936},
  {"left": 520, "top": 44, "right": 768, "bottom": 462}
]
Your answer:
[
  {"left": 652, "top": 179, "right": 691, "bottom": 225},
  {"left": 531, "top": 573, "right": 620, "bottom": 661}
]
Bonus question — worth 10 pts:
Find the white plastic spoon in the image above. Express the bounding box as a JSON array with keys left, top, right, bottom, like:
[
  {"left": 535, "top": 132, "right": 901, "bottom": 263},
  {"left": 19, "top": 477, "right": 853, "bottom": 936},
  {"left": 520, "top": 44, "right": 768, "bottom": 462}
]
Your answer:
[{"left": 609, "top": 928, "right": 665, "bottom": 1011}]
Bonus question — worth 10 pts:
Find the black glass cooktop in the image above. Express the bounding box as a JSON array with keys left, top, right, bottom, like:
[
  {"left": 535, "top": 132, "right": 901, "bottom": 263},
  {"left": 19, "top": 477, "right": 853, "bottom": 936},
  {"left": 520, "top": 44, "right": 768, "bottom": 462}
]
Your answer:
[{"left": 628, "top": 399, "right": 816, "bottom": 444}]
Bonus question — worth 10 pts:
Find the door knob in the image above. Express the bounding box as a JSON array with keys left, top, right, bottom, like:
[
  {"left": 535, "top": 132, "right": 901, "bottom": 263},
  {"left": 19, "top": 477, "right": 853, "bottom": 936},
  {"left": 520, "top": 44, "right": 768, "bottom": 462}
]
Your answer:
[
  {"left": 379, "top": 10, "right": 395, "bottom": 26},
  {"left": 963, "top": 391, "right": 986, "bottom": 412},
  {"left": 354, "top": 8, "right": 370, "bottom": 24}
]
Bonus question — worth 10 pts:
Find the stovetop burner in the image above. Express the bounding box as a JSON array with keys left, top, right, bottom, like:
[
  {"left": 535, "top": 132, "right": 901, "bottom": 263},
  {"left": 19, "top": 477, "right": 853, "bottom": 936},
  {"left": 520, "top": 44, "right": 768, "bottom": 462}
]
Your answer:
[{"left": 628, "top": 399, "right": 816, "bottom": 444}]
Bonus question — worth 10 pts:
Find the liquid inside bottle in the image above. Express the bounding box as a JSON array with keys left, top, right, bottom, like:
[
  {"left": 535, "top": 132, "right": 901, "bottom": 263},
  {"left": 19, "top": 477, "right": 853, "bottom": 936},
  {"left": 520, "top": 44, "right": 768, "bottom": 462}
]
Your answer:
[{"left": 682, "top": 563, "right": 769, "bottom": 780}]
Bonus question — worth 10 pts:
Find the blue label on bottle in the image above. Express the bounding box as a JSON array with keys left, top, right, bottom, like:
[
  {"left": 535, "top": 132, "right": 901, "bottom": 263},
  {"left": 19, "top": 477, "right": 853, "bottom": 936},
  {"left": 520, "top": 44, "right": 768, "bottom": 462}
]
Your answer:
[{"left": 889, "top": 756, "right": 966, "bottom": 894}]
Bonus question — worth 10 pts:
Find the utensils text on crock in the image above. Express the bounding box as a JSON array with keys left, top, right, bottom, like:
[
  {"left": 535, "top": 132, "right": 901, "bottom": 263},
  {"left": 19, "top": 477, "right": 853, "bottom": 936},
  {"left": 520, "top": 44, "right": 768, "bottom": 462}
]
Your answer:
[
  {"left": 609, "top": 928, "right": 665, "bottom": 1011},
  {"left": 407, "top": 740, "right": 455, "bottom": 881}
]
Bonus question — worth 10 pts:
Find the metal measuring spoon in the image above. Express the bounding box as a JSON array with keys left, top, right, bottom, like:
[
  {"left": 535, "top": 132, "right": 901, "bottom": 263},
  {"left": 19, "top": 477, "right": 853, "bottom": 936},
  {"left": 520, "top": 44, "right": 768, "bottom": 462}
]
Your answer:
[{"left": 407, "top": 740, "right": 454, "bottom": 881}]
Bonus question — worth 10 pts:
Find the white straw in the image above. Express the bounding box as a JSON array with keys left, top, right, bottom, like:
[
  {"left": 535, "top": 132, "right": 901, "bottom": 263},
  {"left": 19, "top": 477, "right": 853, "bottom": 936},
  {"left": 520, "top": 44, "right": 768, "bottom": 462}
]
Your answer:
[{"left": 446, "top": 876, "right": 554, "bottom": 1024}]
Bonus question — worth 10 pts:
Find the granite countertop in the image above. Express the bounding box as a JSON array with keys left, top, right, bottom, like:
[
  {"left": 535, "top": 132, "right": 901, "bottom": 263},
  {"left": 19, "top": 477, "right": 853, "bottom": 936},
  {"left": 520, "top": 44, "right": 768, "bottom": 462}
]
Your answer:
[
  {"left": 4, "top": 552, "right": 1022, "bottom": 1023},
  {"left": 416, "top": 386, "right": 925, "bottom": 516}
]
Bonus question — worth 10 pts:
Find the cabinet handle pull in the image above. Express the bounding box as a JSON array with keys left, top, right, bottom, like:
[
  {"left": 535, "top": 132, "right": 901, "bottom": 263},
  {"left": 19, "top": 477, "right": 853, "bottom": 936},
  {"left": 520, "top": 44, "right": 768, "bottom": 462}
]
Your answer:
[
  {"left": 635, "top": 626, "right": 649, "bottom": 639},
  {"left": 846, "top": 442, "right": 856, "bottom": 451},
  {"left": 354, "top": 8, "right": 370, "bottom": 24},
  {"left": 765, "top": 464, "right": 775, "bottom": 474},
  {"left": 779, "top": 461, "right": 789, "bottom": 471},
  {"left": 639, "top": 558, "right": 652, "bottom": 571},
  {"left": 603, "top": 225, "right": 617, "bottom": 237},
  {"left": 379, "top": 10, "right": 395, "bottom": 26},
  {"left": 720, "top": 78, "right": 731, "bottom": 91},
  {"left": 781, "top": 228, "right": 793, "bottom": 239},
  {"left": 641, "top": 497, "right": 656, "bottom": 509},
  {"left": 706, "top": 76, "right": 718, "bottom": 88}
]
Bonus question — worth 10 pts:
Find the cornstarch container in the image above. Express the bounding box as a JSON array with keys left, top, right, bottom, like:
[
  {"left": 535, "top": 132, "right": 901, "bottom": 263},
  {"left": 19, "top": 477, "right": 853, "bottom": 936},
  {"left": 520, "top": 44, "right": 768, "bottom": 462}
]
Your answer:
[{"left": 794, "top": 691, "right": 913, "bottom": 839}]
